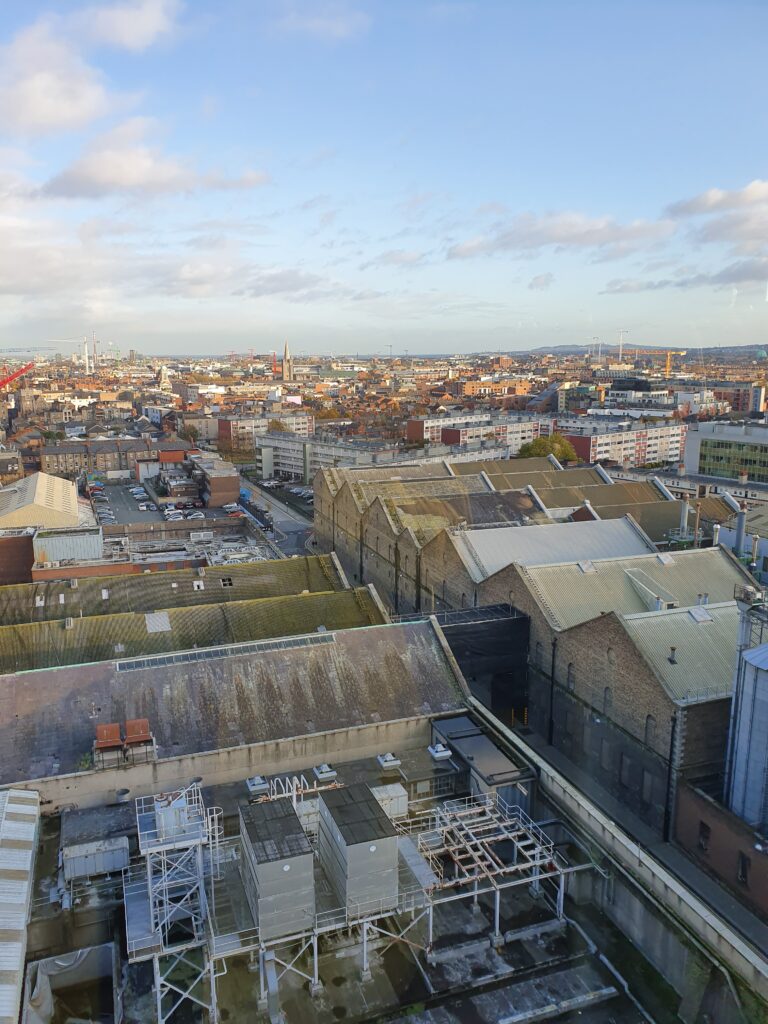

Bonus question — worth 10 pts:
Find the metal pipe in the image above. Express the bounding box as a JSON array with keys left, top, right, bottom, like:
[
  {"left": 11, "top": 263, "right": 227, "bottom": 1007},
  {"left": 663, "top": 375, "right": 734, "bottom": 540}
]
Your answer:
[
  {"left": 734, "top": 503, "right": 747, "bottom": 557},
  {"left": 662, "top": 712, "right": 678, "bottom": 842}
]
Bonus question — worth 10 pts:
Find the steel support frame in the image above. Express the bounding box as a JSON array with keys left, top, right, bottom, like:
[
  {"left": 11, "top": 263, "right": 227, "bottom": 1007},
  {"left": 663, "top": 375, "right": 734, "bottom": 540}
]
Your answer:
[{"left": 154, "top": 946, "right": 218, "bottom": 1024}]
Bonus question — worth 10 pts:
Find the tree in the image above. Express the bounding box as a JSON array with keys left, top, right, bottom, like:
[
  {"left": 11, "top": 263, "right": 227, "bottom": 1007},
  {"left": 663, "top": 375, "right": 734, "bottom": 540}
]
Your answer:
[
  {"left": 517, "top": 433, "right": 578, "bottom": 463},
  {"left": 178, "top": 424, "right": 199, "bottom": 443},
  {"left": 268, "top": 418, "right": 288, "bottom": 432}
]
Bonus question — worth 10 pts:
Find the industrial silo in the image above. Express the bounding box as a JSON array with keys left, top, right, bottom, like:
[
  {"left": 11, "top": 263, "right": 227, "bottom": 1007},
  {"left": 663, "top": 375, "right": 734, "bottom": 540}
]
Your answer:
[{"left": 726, "top": 643, "right": 768, "bottom": 832}]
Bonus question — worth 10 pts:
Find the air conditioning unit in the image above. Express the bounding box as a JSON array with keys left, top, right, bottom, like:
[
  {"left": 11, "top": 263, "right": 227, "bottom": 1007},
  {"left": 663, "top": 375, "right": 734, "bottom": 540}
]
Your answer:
[
  {"left": 313, "top": 763, "right": 337, "bottom": 782},
  {"left": 377, "top": 752, "right": 401, "bottom": 771},
  {"left": 246, "top": 775, "right": 269, "bottom": 796},
  {"left": 428, "top": 743, "right": 452, "bottom": 762}
]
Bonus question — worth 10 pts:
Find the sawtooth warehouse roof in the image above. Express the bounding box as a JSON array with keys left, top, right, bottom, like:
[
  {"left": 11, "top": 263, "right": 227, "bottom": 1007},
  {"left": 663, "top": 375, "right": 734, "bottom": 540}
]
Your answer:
[
  {"left": 445, "top": 516, "right": 655, "bottom": 583},
  {"left": 518, "top": 547, "right": 753, "bottom": 631},
  {"left": 0, "top": 620, "right": 468, "bottom": 785},
  {"left": 0, "top": 587, "right": 386, "bottom": 674},
  {"left": 0, "top": 472, "right": 84, "bottom": 530},
  {"left": 0, "top": 555, "right": 346, "bottom": 626}
]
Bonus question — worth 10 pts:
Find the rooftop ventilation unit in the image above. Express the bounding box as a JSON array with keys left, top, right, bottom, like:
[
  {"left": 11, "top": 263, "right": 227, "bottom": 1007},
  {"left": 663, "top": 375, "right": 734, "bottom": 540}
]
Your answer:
[
  {"left": 70, "top": 578, "right": 78, "bottom": 589},
  {"left": 428, "top": 742, "right": 452, "bottom": 762},
  {"left": 578, "top": 560, "right": 596, "bottom": 574},
  {"left": 64, "top": 617, "right": 74, "bottom": 630},
  {"left": 245, "top": 774, "right": 269, "bottom": 796},
  {"left": 313, "top": 763, "right": 337, "bottom": 782},
  {"left": 377, "top": 752, "right": 401, "bottom": 771}
]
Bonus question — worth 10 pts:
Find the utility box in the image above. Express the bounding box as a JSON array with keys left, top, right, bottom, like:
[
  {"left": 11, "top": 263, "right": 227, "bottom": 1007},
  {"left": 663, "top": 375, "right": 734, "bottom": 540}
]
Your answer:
[
  {"left": 239, "top": 801, "right": 315, "bottom": 941},
  {"left": 62, "top": 837, "right": 130, "bottom": 883},
  {"left": 318, "top": 784, "right": 399, "bottom": 916}
]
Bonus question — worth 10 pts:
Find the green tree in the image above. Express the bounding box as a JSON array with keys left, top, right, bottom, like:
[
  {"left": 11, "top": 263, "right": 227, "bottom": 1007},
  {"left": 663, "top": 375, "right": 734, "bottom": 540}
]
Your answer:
[
  {"left": 517, "top": 433, "right": 578, "bottom": 463},
  {"left": 178, "top": 424, "right": 199, "bottom": 443},
  {"left": 268, "top": 418, "right": 288, "bottom": 432}
]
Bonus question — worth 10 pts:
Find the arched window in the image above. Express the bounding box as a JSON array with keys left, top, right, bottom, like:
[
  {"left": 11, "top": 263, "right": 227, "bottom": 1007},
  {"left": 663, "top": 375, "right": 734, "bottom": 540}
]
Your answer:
[
  {"left": 460, "top": 592, "right": 466, "bottom": 608},
  {"left": 606, "top": 647, "right": 616, "bottom": 667},
  {"left": 566, "top": 663, "right": 575, "bottom": 691},
  {"left": 644, "top": 714, "right": 657, "bottom": 746},
  {"left": 603, "top": 686, "right": 613, "bottom": 715}
]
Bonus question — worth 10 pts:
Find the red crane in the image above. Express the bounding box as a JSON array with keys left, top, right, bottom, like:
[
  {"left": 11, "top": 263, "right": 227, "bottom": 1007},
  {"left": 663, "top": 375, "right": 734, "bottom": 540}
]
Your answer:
[{"left": 0, "top": 361, "right": 34, "bottom": 390}]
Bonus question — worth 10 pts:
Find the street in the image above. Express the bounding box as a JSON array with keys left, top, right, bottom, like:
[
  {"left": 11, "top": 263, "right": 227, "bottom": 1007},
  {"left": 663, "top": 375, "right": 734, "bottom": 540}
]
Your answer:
[{"left": 238, "top": 477, "right": 313, "bottom": 556}]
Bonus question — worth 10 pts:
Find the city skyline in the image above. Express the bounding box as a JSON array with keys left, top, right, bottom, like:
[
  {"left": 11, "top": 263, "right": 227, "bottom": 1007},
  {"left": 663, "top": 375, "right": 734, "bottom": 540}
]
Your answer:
[{"left": 1, "top": 0, "right": 767, "bottom": 354}]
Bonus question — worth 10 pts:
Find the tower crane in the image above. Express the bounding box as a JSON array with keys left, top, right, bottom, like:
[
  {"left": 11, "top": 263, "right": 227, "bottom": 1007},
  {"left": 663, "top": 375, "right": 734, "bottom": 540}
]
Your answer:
[
  {"left": 0, "top": 362, "right": 35, "bottom": 391},
  {"left": 665, "top": 350, "right": 687, "bottom": 375}
]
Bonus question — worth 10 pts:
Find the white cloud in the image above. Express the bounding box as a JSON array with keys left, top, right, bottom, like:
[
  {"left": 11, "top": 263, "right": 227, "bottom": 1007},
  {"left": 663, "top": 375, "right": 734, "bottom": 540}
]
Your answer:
[
  {"left": 528, "top": 272, "right": 554, "bottom": 291},
  {"left": 668, "top": 180, "right": 768, "bottom": 217},
  {"left": 42, "top": 118, "right": 269, "bottom": 198},
  {"left": 360, "top": 249, "right": 426, "bottom": 270},
  {"left": 77, "top": 0, "right": 182, "bottom": 52},
  {"left": 603, "top": 258, "right": 768, "bottom": 293},
  {"left": 0, "top": 22, "right": 112, "bottom": 135},
  {"left": 448, "top": 212, "right": 674, "bottom": 260},
  {"left": 275, "top": 2, "right": 370, "bottom": 39}
]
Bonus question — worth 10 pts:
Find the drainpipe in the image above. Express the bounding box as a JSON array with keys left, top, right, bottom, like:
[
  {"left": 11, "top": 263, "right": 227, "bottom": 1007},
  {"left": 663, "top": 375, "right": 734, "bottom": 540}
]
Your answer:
[
  {"left": 547, "top": 637, "right": 558, "bottom": 746},
  {"left": 663, "top": 712, "right": 678, "bottom": 842}
]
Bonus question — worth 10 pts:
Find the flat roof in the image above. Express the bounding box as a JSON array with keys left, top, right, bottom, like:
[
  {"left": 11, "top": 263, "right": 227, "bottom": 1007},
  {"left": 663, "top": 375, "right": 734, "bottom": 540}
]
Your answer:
[
  {"left": 240, "top": 800, "right": 313, "bottom": 863},
  {"left": 321, "top": 783, "right": 397, "bottom": 845}
]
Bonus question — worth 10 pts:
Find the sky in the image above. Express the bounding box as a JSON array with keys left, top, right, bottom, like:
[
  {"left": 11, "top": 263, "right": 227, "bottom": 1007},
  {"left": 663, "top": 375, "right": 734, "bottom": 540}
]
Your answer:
[{"left": 0, "top": 0, "right": 767, "bottom": 356}]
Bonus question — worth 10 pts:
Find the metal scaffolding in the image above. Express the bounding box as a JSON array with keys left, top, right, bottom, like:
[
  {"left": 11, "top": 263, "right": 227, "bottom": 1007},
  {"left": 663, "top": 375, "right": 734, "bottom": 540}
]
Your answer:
[{"left": 128, "top": 782, "right": 223, "bottom": 1024}]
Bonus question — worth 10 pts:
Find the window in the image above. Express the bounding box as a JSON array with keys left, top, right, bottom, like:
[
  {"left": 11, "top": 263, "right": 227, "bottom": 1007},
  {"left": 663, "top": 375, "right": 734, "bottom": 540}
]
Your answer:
[
  {"left": 220, "top": 577, "right": 233, "bottom": 588},
  {"left": 644, "top": 714, "right": 657, "bottom": 747},
  {"left": 566, "top": 663, "right": 575, "bottom": 691},
  {"left": 534, "top": 641, "right": 543, "bottom": 670},
  {"left": 606, "top": 646, "right": 616, "bottom": 666},
  {"left": 737, "top": 851, "right": 750, "bottom": 886},
  {"left": 698, "top": 821, "right": 711, "bottom": 853},
  {"left": 193, "top": 580, "right": 205, "bottom": 591},
  {"left": 620, "top": 753, "right": 632, "bottom": 788},
  {"left": 600, "top": 738, "right": 611, "bottom": 772},
  {"left": 603, "top": 686, "right": 613, "bottom": 715}
]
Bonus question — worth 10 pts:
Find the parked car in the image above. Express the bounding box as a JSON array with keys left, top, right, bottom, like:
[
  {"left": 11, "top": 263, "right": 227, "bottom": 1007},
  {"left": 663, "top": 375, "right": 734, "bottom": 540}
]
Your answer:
[{"left": 185, "top": 511, "right": 205, "bottom": 520}]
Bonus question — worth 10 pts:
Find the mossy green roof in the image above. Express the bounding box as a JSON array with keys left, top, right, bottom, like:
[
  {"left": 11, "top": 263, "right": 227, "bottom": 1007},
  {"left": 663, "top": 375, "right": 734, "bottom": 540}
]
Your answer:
[
  {"left": 0, "top": 587, "right": 384, "bottom": 673},
  {"left": 0, "top": 555, "right": 344, "bottom": 626}
]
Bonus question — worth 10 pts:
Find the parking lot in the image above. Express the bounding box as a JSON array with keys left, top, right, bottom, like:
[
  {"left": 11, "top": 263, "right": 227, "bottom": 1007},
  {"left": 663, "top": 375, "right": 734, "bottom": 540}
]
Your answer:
[{"left": 89, "top": 484, "right": 233, "bottom": 526}]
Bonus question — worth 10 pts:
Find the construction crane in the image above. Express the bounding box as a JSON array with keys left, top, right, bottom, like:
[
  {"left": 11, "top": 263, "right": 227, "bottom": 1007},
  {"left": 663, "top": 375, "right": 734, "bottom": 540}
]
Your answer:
[
  {"left": 665, "top": 349, "right": 687, "bottom": 376},
  {"left": 0, "top": 362, "right": 35, "bottom": 391}
]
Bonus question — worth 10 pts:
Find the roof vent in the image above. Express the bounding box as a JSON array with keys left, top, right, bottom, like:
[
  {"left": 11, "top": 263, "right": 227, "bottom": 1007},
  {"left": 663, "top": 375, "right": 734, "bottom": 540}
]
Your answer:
[
  {"left": 668, "top": 646, "right": 677, "bottom": 664},
  {"left": 70, "top": 578, "right": 78, "bottom": 589},
  {"left": 656, "top": 552, "right": 675, "bottom": 565},
  {"left": 246, "top": 775, "right": 269, "bottom": 796},
  {"left": 197, "top": 566, "right": 205, "bottom": 577},
  {"left": 428, "top": 742, "right": 452, "bottom": 762},
  {"left": 578, "top": 560, "right": 596, "bottom": 574},
  {"left": 689, "top": 606, "right": 713, "bottom": 623},
  {"left": 377, "top": 752, "right": 402, "bottom": 771},
  {"left": 64, "top": 617, "right": 74, "bottom": 630},
  {"left": 313, "top": 763, "right": 337, "bottom": 781}
]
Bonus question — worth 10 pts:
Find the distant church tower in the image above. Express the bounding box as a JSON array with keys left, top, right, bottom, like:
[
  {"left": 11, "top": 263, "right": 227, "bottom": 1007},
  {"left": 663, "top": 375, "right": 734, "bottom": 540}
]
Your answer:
[{"left": 282, "top": 340, "right": 294, "bottom": 382}]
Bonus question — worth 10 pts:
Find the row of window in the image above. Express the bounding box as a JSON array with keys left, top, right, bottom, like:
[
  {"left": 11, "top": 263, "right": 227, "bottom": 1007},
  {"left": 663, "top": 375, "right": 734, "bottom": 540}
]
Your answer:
[{"left": 698, "top": 822, "right": 751, "bottom": 886}]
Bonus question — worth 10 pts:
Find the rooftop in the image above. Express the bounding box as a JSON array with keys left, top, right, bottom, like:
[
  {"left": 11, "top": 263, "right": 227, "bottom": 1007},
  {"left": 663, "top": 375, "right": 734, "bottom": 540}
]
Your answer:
[
  {"left": 621, "top": 601, "right": 737, "bottom": 704},
  {"left": 0, "top": 587, "right": 386, "bottom": 674},
  {"left": 519, "top": 546, "right": 753, "bottom": 631},
  {"left": 0, "top": 555, "right": 345, "bottom": 626},
  {"left": 446, "top": 516, "right": 655, "bottom": 583},
  {"left": 0, "top": 619, "right": 468, "bottom": 786},
  {"left": 0, "top": 472, "right": 81, "bottom": 529}
]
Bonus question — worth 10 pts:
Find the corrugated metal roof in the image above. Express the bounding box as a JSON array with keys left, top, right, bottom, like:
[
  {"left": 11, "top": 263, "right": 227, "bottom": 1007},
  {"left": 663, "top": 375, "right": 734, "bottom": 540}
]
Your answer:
[
  {"left": 0, "top": 587, "right": 386, "bottom": 674},
  {"left": 451, "top": 457, "right": 554, "bottom": 476},
  {"left": 0, "top": 790, "right": 39, "bottom": 1024},
  {"left": 520, "top": 547, "right": 754, "bottom": 630},
  {"left": 534, "top": 480, "right": 664, "bottom": 511},
  {"left": 449, "top": 516, "right": 654, "bottom": 583},
  {"left": 621, "top": 602, "right": 737, "bottom": 703},
  {"left": 0, "top": 555, "right": 345, "bottom": 626}
]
